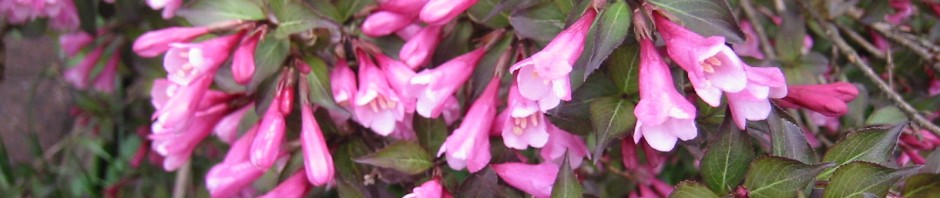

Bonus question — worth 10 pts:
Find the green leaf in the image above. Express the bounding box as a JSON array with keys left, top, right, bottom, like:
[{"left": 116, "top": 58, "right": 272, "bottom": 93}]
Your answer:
[
  {"left": 903, "top": 173, "right": 940, "bottom": 198},
  {"left": 303, "top": 56, "right": 344, "bottom": 113},
  {"left": 647, "top": 0, "right": 745, "bottom": 43},
  {"left": 577, "top": 1, "right": 631, "bottom": 80},
  {"left": 334, "top": 0, "right": 373, "bottom": 23},
  {"left": 354, "top": 141, "right": 433, "bottom": 175},
  {"left": 306, "top": 0, "right": 342, "bottom": 22},
  {"left": 775, "top": 9, "right": 805, "bottom": 63},
  {"left": 823, "top": 162, "right": 920, "bottom": 198},
  {"left": 744, "top": 156, "right": 833, "bottom": 198},
  {"left": 249, "top": 34, "right": 290, "bottom": 92},
  {"left": 270, "top": 0, "right": 324, "bottom": 39},
  {"left": 865, "top": 106, "right": 907, "bottom": 125},
  {"left": 551, "top": 156, "right": 582, "bottom": 198},
  {"left": 604, "top": 41, "right": 640, "bottom": 94},
  {"left": 467, "top": 0, "right": 516, "bottom": 28},
  {"left": 509, "top": 2, "right": 566, "bottom": 43},
  {"left": 334, "top": 138, "right": 371, "bottom": 180},
  {"left": 701, "top": 114, "right": 755, "bottom": 195},
  {"left": 548, "top": 73, "right": 619, "bottom": 135},
  {"left": 669, "top": 181, "right": 720, "bottom": 198},
  {"left": 470, "top": 33, "right": 514, "bottom": 99},
  {"left": 589, "top": 96, "right": 635, "bottom": 163},
  {"left": 922, "top": 149, "right": 940, "bottom": 174},
  {"left": 177, "top": 0, "right": 266, "bottom": 26},
  {"left": 336, "top": 178, "right": 368, "bottom": 198},
  {"left": 432, "top": 21, "right": 473, "bottom": 65},
  {"left": 766, "top": 106, "right": 817, "bottom": 164},
  {"left": 819, "top": 123, "right": 906, "bottom": 180},
  {"left": 414, "top": 116, "right": 448, "bottom": 153}
]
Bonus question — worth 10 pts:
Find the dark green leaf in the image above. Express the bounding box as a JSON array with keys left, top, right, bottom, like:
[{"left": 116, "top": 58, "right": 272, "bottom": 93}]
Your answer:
[
  {"left": 604, "top": 41, "right": 640, "bottom": 94},
  {"left": 823, "top": 162, "right": 920, "bottom": 198},
  {"left": 270, "top": 0, "right": 324, "bottom": 39},
  {"left": 548, "top": 73, "right": 618, "bottom": 135},
  {"left": 470, "top": 33, "right": 513, "bottom": 99},
  {"left": 509, "top": 2, "right": 566, "bottom": 43},
  {"left": 306, "top": 0, "right": 342, "bottom": 22},
  {"left": 432, "top": 22, "right": 473, "bottom": 65},
  {"left": 647, "top": 0, "right": 745, "bottom": 43},
  {"left": 819, "top": 123, "right": 906, "bottom": 180},
  {"left": 577, "top": 1, "right": 631, "bottom": 80},
  {"left": 669, "top": 181, "right": 720, "bottom": 198},
  {"left": 903, "top": 173, "right": 940, "bottom": 198},
  {"left": 249, "top": 34, "right": 290, "bottom": 92},
  {"left": 177, "top": 0, "right": 266, "bottom": 26},
  {"left": 744, "top": 156, "right": 833, "bottom": 198},
  {"left": 766, "top": 106, "right": 817, "bottom": 164},
  {"left": 701, "top": 115, "right": 755, "bottom": 195},
  {"left": 458, "top": 167, "right": 524, "bottom": 198},
  {"left": 775, "top": 9, "right": 805, "bottom": 63},
  {"left": 414, "top": 116, "right": 448, "bottom": 153},
  {"left": 336, "top": 178, "right": 368, "bottom": 198},
  {"left": 589, "top": 97, "right": 635, "bottom": 164},
  {"left": 551, "top": 156, "right": 582, "bottom": 198},
  {"left": 334, "top": 138, "right": 371, "bottom": 180},
  {"left": 865, "top": 106, "right": 907, "bottom": 125},
  {"left": 304, "top": 56, "right": 344, "bottom": 113},
  {"left": 354, "top": 141, "right": 433, "bottom": 175}
]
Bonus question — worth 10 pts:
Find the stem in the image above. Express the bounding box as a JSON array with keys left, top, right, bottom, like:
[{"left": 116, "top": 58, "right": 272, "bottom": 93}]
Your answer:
[
  {"left": 739, "top": 0, "right": 777, "bottom": 60},
  {"left": 172, "top": 161, "right": 191, "bottom": 198},
  {"left": 833, "top": 23, "right": 886, "bottom": 59}
]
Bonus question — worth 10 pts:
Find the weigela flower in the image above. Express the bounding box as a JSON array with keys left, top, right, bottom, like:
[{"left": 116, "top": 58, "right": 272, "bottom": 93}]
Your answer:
[
  {"left": 207, "top": 127, "right": 265, "bottom": 198},
  {"left": 92, "top": 54, "right": 120, "bottom": 93},
  {"left": 163, "top": 33, "right": 242, "bottom": 85},
  {"left": 412, "top": 47, "right": 486, "bottom": 118},
  {"left": 777, "top": 82, "right": 858, "bottom": 117},
  {"left": 374, "top": 52, "right": 417, "bottom": 112},
  {"left": 133, "top": 27, "right": 211, "bottom": 57},
  {"left": 726, "top": 66, "right": 788, "bottom": 129},
  {"left": 249, "top": 97, "right": 288, "bottom": 169},
  {"left": 258, "top": 171, "right": 311, "bottom": 198},
  {"left": 300, "top": 105, "right": 335, "bottom": 186},
  {"left": 363, "top": 11, "right": 415, "bottom": 37},
  {"left": 399, "top": 25, "right": 442, "bottom": 68},
  {"left": 732, "top": 21, "right": 764, "bottom": 59},
  {"left": 540, "top": 124, "right": 589, "bottom": 168},
  {"left": 500, "top": 83, "right": 549, "bottom": 150},
  {"left": 492, "top": 162, "right": 559, "bottom": 198},
  {"left": 633, "top": 38, "right": 698, "bottom": 152},
  {"left": 438, "top": 77, "right": 499, "bottom": 173},
  {"left": 404, "top": 177, "right": 451, "bottom": 198},
  {"left": 231, "top": 31, "right": 262, "bottom": 85},
  {"left": 419, "top": 0, "right": 478, "bottom": 25},
  {"left": 213, "top": 103, "right": 254, "bottom": 144},
  {"left": 146, "top": 0, "right": 182, "bottom": 19},
  {"left": 510, "top": 9, "right": 596, "bottom": 112},
  {"left": 64, "top": 44, "right": 105, "bottom": 89},
  {"left": 378, "top": 0, "right": 429, "bottom": 15},
  {"left": 353, "top": 50, "right": 406, "bottom": 136},
  {"left": 59, "top": 31, "right": 93, "bottom": 56}
]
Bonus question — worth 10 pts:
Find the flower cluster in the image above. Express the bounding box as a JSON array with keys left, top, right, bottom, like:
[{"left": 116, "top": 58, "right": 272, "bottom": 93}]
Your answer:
[{"left": 0, "top": 0, "right": 79, "bottom": 31}]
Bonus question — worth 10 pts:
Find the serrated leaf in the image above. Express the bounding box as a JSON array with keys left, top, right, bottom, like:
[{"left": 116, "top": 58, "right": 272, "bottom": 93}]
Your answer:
[
  {"left": 414, "top": 116, "right": 447, "bottom": 152},
  {"left": 589, "top": 96, "right": 635, "bottom": 163},
  {"left": 824, "top": 162, "right": 920, "bottom": 198},
  {"left": 270, "top": 0, "right": 323, "bottom": 39},
  {"left": 775, "top": 9, "right": 805, "bottom": 63},
  {"left": 744, "top": 156, "right": 833, "bottom": 198},
  {"left": 701, "top": 114, "right": 755, "bottom": 195},
  {"left": 551, "top": 156, "right": 582, "bottom": 198},
  {"left": 303, "top": 56, "right": 343, "bottom": 112},
  {"left": 249, "top": 34, "right": 290, "bottom": 92},
  {"left": 902, "top": 173, "right": 940, "bottom": 198},
  {"left": 354, "top": 141, "right": 433, "bottom": 175},
  {"left": 177, "top": 0, "right": 266, "bottom": 26},
  {"left": 766, "top": 106, "right": 817, "bottom": 164},
  {"left": 577, "top": 1, "right": 631, "bottom": 80},
  {"left": 548, "top": 73, "right": 619, "bottom": 135},
  {"left": 669, "top": 181, "right": 719, "bottom": 198},
  {"left": 509, "top": 2, "right": 566, "bottom": 43},
  {"left": 819, "top": 123, "right": 906, "bottom": 180},
  {"left": 647, "top": 0, "right": 744, "bottom": 43},
  {"left": 604, "top": 41, "right": 640, "bottom": 94}
]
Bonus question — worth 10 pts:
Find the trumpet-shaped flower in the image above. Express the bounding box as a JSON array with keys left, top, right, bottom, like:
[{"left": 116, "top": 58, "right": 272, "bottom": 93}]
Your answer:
[
  {"left": 231, "top": 32, "right": 262, "bottom": 85},
  {"left": 419, "top": 0, "right": 478, "bottom": 25},
  {"left": 777, "top": 82, "right": 859, "bottom": 117},
  {"left": 412, "top": 47, "right": 486, "bottom": 118},
  {"left": 259, "top": 171, "right": 311, "bottom": 198},
  {"left": 437, "top": 77, "right": 499, "bottom": 173},
  {"left": 399, "top": 25, "right": 442, "bottom": 68},
  {"left": 133, "top": 27, "right": 210, "bottom": 57},
  {"left": 726, "top": 66, "right": 788, "bottom": 129},
  {"left": 500, "top": 83, "right": 549, "bottom": 150},
  {"left": 363, "top": 11, "right": 415, "bottom": 37},
  {"left": 163, "top": 33, "right": 241, "bottom": 85},
  {"left": 633, "top": 38, "right": 698, "bottom": 152},
  {"left": 353, "top": 51, "right": 406, "bottom": 136},
  {"left": 492, "top": 162, "right": 559, "bottom": 198},
  {"left": 404, "top": 178, "right": 450, "bottom": 198}
]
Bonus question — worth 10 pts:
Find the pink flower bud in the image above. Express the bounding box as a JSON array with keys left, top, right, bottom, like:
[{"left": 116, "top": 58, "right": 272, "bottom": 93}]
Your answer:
[
  {"left": 164, "top": 33, "right": 242, "bottom": 85},
  {"left": 146, "top": 0, "right": 183, "bottom": 19},
  {"left": 362, "top": 11, "right": 415, "bottom": 37},
  {"left": 231, "top": 32, "right": 262, "bottom": 85},
  {"left": 92, "top": 54, "right": 120, "bottom": 93},
  {"left": 399, "top": 25, "right": 442, "bottom": 68},
  {"left": 492, "top": 162, "right": 559, "bottom": 198},
  {"left": 621, "top": 139, "right": 638, "bottom": 171},
  {"left": 419, "top": 0, "right": 478, "bottom": 25},
  {"left": 224, "top": 126, "right": 258, "bottom": 164},
  {"left": 412, "top": 47, "right": 486, "bottom": 118},
  {"left": 540, "top": 124, "right": 589, "bottom": 168},
  {"left": 396, "top": 23, "right": 424, "bottom": 40},
  {"left": 378, "top": 0, "right": 429, "bottom": 15},
  {"left": 779, "top": 82, "right": 858, "bottom": 117},
  {"left": 133, "top": 27, "right": 210, "bottom": 57},
  {"left": 438, "top": 77, "right": 500, "bottom": 173},
  {"left": 353, "top": 50, "right": 406, "bottom": 136},
  {"left": 633, "top": 38, "right": 698, "bottom": 152},
  {"left": 300, "top": 105, "right": 335, "bottom": 186},
  {"left": 732, "top": 21, "right": 764, "bottom": 59},
  {"left": 206, "top": 162, "right": 266, "bottom": 198},
  {"left": 886, "top": 0, "right": 913, "bottom": 25},
  {"left": 64, "top": 45, "right": 104, "bottom": 89},
  {"left": 404, "top": 178, "right": 449, "bottom": 198},
  {"left": 59, "top": 31, "right": 93, "bottom": 57},
  {"left": 331, "top": 59, "right": 358, "bottom": 107},
  {"left": 213, "top": 103, "right": 254, "bottom": 144},
  {"left": 259, "top": 171, "right": 311, "bottom": 198},
  {"left": 500, "top": 83, "right": 550, "bottom": 150},
  {"left": 250, "top": 102, "right": 287, "bottom": 168}
]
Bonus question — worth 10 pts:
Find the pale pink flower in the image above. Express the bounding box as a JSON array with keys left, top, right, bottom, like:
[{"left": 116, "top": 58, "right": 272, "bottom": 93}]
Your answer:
[
  {"left": 403, "top": 178, "right": 450, "bottom": 198},
  {"left": 146, "top": 0, "right": 183, "bottom": 19},
  {"left": 231, "top": 31, "right": 262, "bottom": 85},
  {"left": 726, "top": 66, "right": 788, "bottom": 129},
  {"left": 64, "top": 45, "right": 104, "bottom": 89},
  {"left": 419, "top": 0, "right": 478, "bottom": 25},
  {"left": 654, "top": 14, "right": 748, "bottom": 107},
  {"left": 399, "top": 25, "right": 442, "bottom": 68},
  {"left": 353, "top": 50, "right": 406, "bottom": 136},
  {"left": 500, "top": 83, "right": 549, "bottom": 150},
  {"left": 633, "top": 38, "right": 698, "bottom": 152},
  {"left": 510, "top": 9, "right": 596, "bottom": 112},
  {"left": 300, "top": 105, "right": 335, "bottom": 186},
  {"left": 163, "top": 34, "right": 242, "bottom": 85},
  {"left": 250, "top": 101, "right": 287, "bottom": 169},
  {"left": 732, "top": 21, "right": 764, "bottom": 59},
  {"left": 60, "top": 31, "right": 93, "bottom": 56},
  {"left": 259, "top": 171, "right": 311, "bottom": 198},
  {"left": 150, "top": 76, "right": 214, "bottom": 133},
  {"left": 540, "top": 124, "right": 589, "bottom": 168},
  {"left": 133, "top": 27, "right": 211, "bottom": 57},
  {"left": 777, "top": 82, "right": 859, "bottom": 117},
  {"left": 374, "top": 52, "right": 417, "bottom": 112},
  {"left": 213, "top": 103, "right": 254, "bottom": 144},
  {"left": 492, "top": 162, "right": 559, "bottom": 198},
  {"left": 362, "top": 11, "right": 415, "bottom": 37},
  {"left": 412, "top": 47, "right": 486, "bottom": 118},
  {"left": 330, "top": 59, "right": 358, "bottom": 122},
  {"left": 438, "top": 77, "right": 499, "bottom": 173},
  {"left": 92, "top": 54, "right": 120, "bottom": 93},
  {"left": 151, "top": 100, "right": 229, "bottom": 170}
]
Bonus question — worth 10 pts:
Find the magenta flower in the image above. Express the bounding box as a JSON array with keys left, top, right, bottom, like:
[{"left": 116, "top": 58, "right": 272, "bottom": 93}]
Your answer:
[
  {"left": 726, "top": 66, "right": 788, "bottom": 129},
  {"left": 92, "top": 54, "right": 120, "bottom": 93},
  {"left": 206, "top": 161, "right": 265, "bottom": 198},
  {"left": 777, "top": 82, "right": 859, "bottom": 117},
  {"left": 412, "top": 47, "right": 486, "bottom": 118},
  {"left": 399, "top": 25, "right": 442, "bottom": 68},
  {"left": 362, "top": 11, "right": 415, "bottom": 37},
  {"left": 654, "top": 14, "right": 747, "bottom": 107},
  {"left": 419, "top": 0, "right": 478, "bottom": 25},
  {"left": 404, "top": 177, "right": 450, "bottom": 198},
  {"left": 438, "top": 77, "right": 499, "bottom": 173},
  {"left": 133, "top": 27, "right": 210, "bottom": 57},
  {"left": 492, "top": 162, "right": 559, "bottom": 198},
  {"left": 150, "top": 76, "right": 214, "bottom": 134},
  {"left": 300, "top": 105, "right": 335, "bottom": 186},
  {"left": 164, "top": 34, "right": 241, "bottom": 85},
  {"left": 250, "top": 101, "right": 287, "bottom": 169},
  {"left": 378, "top": 0, "right": 428, "bottom": 14},
  {"left": 151, "top": 99, "right": 229, "bottom": 170},
  {"left": 213, "top": 103, "right": 254, "bottom": 144},
  {"left": 259, "top": 171, "right": 311, "bottom": 198},
  {"left": 633, "top": 38, "right": 698, "bottom": 152},
  {"left": 231, "top": 32, "right": 262, "bottom": 85},
  {"left": 540, "top": 124, "right": 589, "bottom": 168},
  {"left": 886, "top": 0, "right": 913, "bottom": 24},
  {"left": 396, "top": 23, "right": 424, "bottom": 40},
  {"left": 353, "top": 50, "right": 406, "bottom": 136},
  {"left": 146, "top": 0, "right": 182, "bottom": 19},
  {"left": 510, "top": 9, "right": 596, "bottom": 112},
  {"left": 500, "top": 83, "right": 549, "bottom": 150},
  {"left": 64, "top": 44, "right": 104, "bottom": 89},
  {"left": 59, "top": 31, "right": 93, "bottom": 56},
  {"left": 375, "top": 52, "right": 417, "bottom": 112},
  {"left": 732, "top": 21, "right": 765, "bottom": 59},
  {"left": 329, "top": 59, "right": 358, "bottom": 123}
]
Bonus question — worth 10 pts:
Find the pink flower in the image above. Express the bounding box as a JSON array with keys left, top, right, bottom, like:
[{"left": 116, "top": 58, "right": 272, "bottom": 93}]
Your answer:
[
  {"left": 133, "top": 27, "right": 211, "bottom": 57},
  {"left": 330, "top": 59, "right": 358, "bottom": 122},
  {"left": 510, "top": 9, "right": 596, "bottom": 112},
  {"left": 362, "top": 11, "right": 415, "bottom": 37},
  {"left": 492, "top": 162, "right": 559, "bottom": 198},
  {"left": 59, "top": 31, "right": 93, "bottom": 56},
  {"left": 396, "top": 23, "right": 424, "bottom": 40},
  {"left": 726, "top": 66, "right": 788, "bottom": 129},
  {"left": 213, "top": 103, "right": 254, "bottom": 144},
  {"left": 540, "top": 124, "right": 589, "bottom": 168},
  {"left": 500, "top": 83, "right": 549, "bottom": 150},
  {"left": 151, "top": 99, "right": 229, "bottom": 170},
  {"left": 64, "top": 45, "right": 104, "bottom": 89},
  {"left": 353, "top": 50, "right": 406, "bottom": 136},
  {"left": 437, "top": 77, "right": 500, "bottom": 173},
  {"left": 633, "top": 38, "right": 698, "bottom": 152},
  {"left": 404, "top": 178, "right": 450, "bottom": 198},
  {"left": 259, "top": 171, "right": 311, "bottom": 198},
  {"left": 777, "top": 82, "right": 859, "bottom": 117},
  {"left": 886, "top": 0, "right": 913, "bottom": 24},
  {"left": 231, "top": 31, "right": 262, "bottom": 85},
  {"left": 374, "top": 52, "right": 417, "bottom": 112},
  {"left": 412, "top": 47, "right": 486, "bottom": 118},
  {"left": 163, "top": 34, "right": 242, "bottom": 85},
  {"left": 206, "top": 162, "right": 266, "bottom": 198},
  {"left": 150, "top": 76, "right": 214, "bottom": 133},
  {"left": 419, "top": 0, "right": 478, "bottom": 25},
  {"left": 732, "top": 21, "right": 764, "bottom": 59},
  {"left": 250, "top": 101, "right": 287, "bottom": 169},
  {"left": 378, "top": 0, "right": 429, "bottom": 14},
  {"left": 300, "top": 105, "right": 335, "bottom": 186},
  {"left": 654, "top": 14, "right": 747, "bottom": 107},
  {"left": 399, "top": 25, "right": 442, "bottom": 68},
  {"left": 92, "top": 54, "right": 120, "bottom": 93},
  {"left": 146, "top": 0, "right": 183, "bottom": 19},
  {"left": 46, "top": 0, "right": 79, "bottom": 31}
]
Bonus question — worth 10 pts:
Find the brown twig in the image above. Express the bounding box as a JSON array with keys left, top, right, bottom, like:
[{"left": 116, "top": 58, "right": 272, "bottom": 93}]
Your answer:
[
  {"left": 739, "top": 0, "right": 777, "bottom": 60},
  {"left": 834, "top": 23, "right": 886, "bottom": 59},
  {"left": 172, "top": 161, "right": 191, "bottom": 198}
]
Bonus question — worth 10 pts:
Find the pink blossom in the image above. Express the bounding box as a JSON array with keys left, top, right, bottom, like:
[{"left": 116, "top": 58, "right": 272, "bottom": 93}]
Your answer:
[
  {"left": 353, "top": 50, "right": 406, "bottom": 136},
  {"left": 633, "top": 38, "right": 698, "bottom": 152},
  {"left": 654, "top": 14, "right": 748, "bottom": 106},
  {"left": 441, "top": 96, "right": 461, "bottom": 125},
  {"left": 404, "top": 178, "right": 450, "bottom": 198},
  {"left": 399, "top": 25, "right": 442, "bottom": 68},
  {"left": 59, "top": 31, "right": 93, "bottom": 56},
  {"left": 300, "top": 105, "right": 335, "bottom": 186},
  {"left": 46, "top": 0, "right": 79, "bottom": 31},
  {"left": 886, "top": 0, "right": 913, "bottom": 24},
  {"left": 330, "top": 59, "right": 358, "bottom": 122},
  {"left": 928, "top": 77, "right": 940, "bottom": 96},
  {"left": 389, "top": 113, "right": 418, "bottom": 141},
  {"left": 396, "top": 23, "right": 424, "bottom": 40},
  {"left": 419, "top": 0, "right": 478, "bottom": 25},
  {"left": 438, "top": 77, "right": 499, "bottom": 173},
  {"left": 151, "top": 99, "right": 229, "bottom": 170},
  {"left": 133, "top": 27, "right": 211, "bottom": 57},
  {"left": 250, "top": 102, "right": 287, "bottom": 169},
  {"left": 92, "top": 54, "right": 120, "bottom": 93},
  {"left": 540, "top": 124, "right": 589, "bottom": 168},
  {"left": 0, "top": 0, "right": 78, "bottom": 30},
  {"left": 150, "top": 76, "right": 214, "bottom": 133},
  {"left": 259, "top": 171, "right": 311, "bottom": 198},
  {"left": 378, "top": 0, "right": 429, "bottom": 14},
  {"left": 146, "top": 0, "right": 183, "bottom": 19},
  {"left": 500, "top": 84, "right": 549, "bottom": 150},
  {"left": 163, "top": 34, "right": 242, "bottom": 85},
  {"left": 374, "top": 52, "right": 417, "bottom": 112},
  {"left": 726, "top": 66, "right": 788, "bottom": 129},
  {"left": 777, "top": 82, "right": 859, "bottom": 117},
  {"left": 213, "top": 103, "right": 254, "bottom": 144},
  {"left": 206, "top": 162, "right": 266, "bottom": 198},
  {"left": 362, "top": 11, "right": 415, "bottom": 37},
  {"left": 412, "top": 47, "right": 486, "bottom": 118},
  {"left": 732, "top": 21, "right": 764, "bottom": 59},
  {"left": 232, "top": 31, "right": 262, "bottom": 85},
  {"left": 64, "top": 45, "right": 104, "bottom": 89},
  {"left": 492, "top": 162, "right": 559, "bottom": 198}
]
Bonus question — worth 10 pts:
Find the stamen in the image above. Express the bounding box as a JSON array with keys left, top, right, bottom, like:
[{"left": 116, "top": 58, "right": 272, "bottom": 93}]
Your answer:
[
  {"left": 378, "top": 97, "right": 389, "bottom": 109},
  {"left": 514, "top": 118, "right": 521, "bottom": 125},
  {"left": 520, "top": 117, "right": 527, "bottom": 128},
  {"left": 705, "top": 57, "right": 720, "bottom": 65},
  {"left": 702, "top": 64, "right": 715, "bottom": 73},
  {"left": 530, "top": 115, "right": 538, "bottom": 126},
  {"left": 513, "top": 126, "right": 523, "bottom": 135},
  {"left": 369, "top": 100, "right": 379, "bottom": 112}
]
